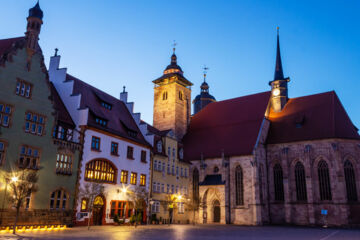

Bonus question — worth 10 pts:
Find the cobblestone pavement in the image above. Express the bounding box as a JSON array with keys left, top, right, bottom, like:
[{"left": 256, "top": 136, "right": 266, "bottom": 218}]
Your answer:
[{"left": 1, "top": 225, "right": 360, "bottom": 240}]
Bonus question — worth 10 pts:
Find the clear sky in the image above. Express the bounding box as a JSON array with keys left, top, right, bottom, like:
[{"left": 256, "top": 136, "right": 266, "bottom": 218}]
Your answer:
[{"left": 1, "top": 0, "right": 360, "bottom": 129}]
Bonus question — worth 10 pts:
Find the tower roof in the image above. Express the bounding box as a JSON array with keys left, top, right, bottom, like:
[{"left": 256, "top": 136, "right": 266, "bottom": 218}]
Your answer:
[
  {"left": 274, "top": 28, "right": 284, "bottom": 80},
  {"left": 153, "top": 52, "right": 193, "bottom": 86},
  {"left": 28, "top": 1, "right": 43, "bottom": 20}
]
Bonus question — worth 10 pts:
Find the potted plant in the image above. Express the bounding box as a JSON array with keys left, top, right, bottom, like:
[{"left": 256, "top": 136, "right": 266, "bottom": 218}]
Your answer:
[{"left": 159, "top": 217, "right": 163, "bottom": 224}]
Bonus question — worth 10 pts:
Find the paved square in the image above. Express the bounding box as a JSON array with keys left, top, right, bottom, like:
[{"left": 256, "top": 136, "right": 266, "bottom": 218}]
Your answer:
[{"left": 1, "top": 225, "right": 360, "bottom": 240}]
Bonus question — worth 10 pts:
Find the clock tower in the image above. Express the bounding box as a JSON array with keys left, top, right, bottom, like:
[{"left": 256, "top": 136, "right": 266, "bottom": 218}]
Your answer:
[
  {"left": 153, "top": 48, "right": 193, "bottom": 140},
  {"left": 269, "top": 28, "right": 290, "bottom": 112}
]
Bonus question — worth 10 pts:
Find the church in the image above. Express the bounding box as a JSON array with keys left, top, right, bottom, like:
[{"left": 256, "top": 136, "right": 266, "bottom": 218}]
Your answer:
[{"left": 153, "top": 32, "right": 360, "bottom": 226}]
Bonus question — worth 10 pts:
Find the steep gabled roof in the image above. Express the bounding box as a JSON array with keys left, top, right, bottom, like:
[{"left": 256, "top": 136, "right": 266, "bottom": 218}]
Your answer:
[
  {"left": 267, "top": 91, "right": 360, "bottom": 144},
  {"left": 49, "top": 82, "right": 75, "bottom": 128},
  {"left": 65, "top": 74, "right": 149, "bottom": 147},
  {"left": 183, "top": 91, "right": 271, "bottom": 161}
]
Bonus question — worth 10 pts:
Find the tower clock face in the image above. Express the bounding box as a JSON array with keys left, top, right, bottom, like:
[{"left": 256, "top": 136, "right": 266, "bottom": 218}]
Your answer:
[{"left": 273, "top": 89, "right": 281, "bottom": 96}]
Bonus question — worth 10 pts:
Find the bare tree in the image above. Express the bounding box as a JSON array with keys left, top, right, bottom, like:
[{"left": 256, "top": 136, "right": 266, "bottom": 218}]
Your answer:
[
  {"left": 78, "top": 182, "right": 104, "bottom": 230},
  {"left": 126, "top": 186, "right": 148, "bottom": 226},
  {"left": 6, "top": 169, "right": 38, "bottom": 234}
]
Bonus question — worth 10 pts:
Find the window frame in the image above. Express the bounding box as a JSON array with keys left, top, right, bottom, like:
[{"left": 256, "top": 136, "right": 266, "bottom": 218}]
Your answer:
[
  {"left": 91, "top": 136, "right": 101, "bottom": 151},
  {"left": 55, "top": 153, "right": 73, "bottom": 175},
  {"left": 24, "top": 111, "right": 46, "bottom": 136},
  {"left": 140, "top": 174, "right": 146, "bottom": 186},
  {"left": 0, "top": 103, "right": 13, "bottom": 128},
  {"left": 130, "top": 172, "right": 137, "bottom": 185},
  {"left": 15, "top": 78, "right": 33, "bottom": 99},
  {"left": 84, "top": 159, "right": 117, "bottom": 184},
  {"left": 120, "top": 170, "right": 129, "bottom": 184},
  {"left": 127, "top": 146, "right": 134, "bottom": 160},
  {"left": 111, "top": 142, "right": 119, "bottom": 156}
]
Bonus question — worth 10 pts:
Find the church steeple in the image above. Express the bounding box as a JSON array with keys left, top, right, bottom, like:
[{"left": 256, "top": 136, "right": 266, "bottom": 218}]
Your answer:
[
  {"left": 274, "top": 28, "right": 284, "bottom": 81},
  {"left": 269, "top": 27, "right": 290, "bottom": 113},
  {"left": 26, "top": 1, "right": 43, "bottom": 51},
  {"left": 193, "top": 66, "right": 216, "bottom": 115}
]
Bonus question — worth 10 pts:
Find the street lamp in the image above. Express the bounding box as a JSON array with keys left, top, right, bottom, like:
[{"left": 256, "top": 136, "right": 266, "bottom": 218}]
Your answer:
[{"left": 11, "top": 176, "right": 18, "bottom": 183}]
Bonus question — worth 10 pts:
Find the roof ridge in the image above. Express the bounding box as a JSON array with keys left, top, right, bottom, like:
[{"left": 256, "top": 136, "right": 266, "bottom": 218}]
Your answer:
[{"left": 214, "top": 91, "right": 271, "bottom": 104}]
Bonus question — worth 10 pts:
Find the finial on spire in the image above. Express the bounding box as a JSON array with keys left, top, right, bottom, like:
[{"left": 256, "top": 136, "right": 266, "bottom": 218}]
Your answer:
[
  {"left": 203, "top": 65, "right": 209, "bottom": 82},
  {"left": 54, "top": 48, "right": 59, "bottom": 56},
  {"left": 123, "top": 86, "right": 126, "bottom": 93},
  {"left": 274, "top": 26, "right": 284, "bottom": 80},
  {"left": 172, "top": 40, "right": 177, "bottom": 54}
]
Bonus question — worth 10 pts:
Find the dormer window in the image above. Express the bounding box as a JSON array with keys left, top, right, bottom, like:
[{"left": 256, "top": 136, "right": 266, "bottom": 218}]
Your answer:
[
  {"left": 157, "top": 141, "right": 162, "bottom": 153},
  {"left": 101, "top": 101, "right": 112, "bottom": 110},
  {"left": 95, "top": 117, "right": 108, "bottom": 127}
]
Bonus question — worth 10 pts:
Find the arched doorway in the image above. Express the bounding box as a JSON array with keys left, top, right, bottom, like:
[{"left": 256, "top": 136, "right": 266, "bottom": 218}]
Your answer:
[
  {"left": 93, "top": 195, "right": 105, "bottom": 225},
  {"left": 213, "top": 200, "right": 220, "bottom": 223}
]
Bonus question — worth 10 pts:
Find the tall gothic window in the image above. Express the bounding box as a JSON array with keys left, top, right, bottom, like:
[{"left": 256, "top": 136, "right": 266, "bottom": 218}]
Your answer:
[
  {"left": 318, "top": 160, "right": 332, "bottom": 201},
  {"left": 235, "top": 165, "right": 244, "bottom": 205},
  {"left": 344, "top": 160, "right": 358, "bottom": 202},
  {"left": 193, "top": 168, "right": 199, "bottom": 206},
  {"left": 295, "top": 161, "right": 307, "bottom": 201},
  {"left": 273, "top": 164, "right": 284, "bottom": 201},
  {"left": 85, "top": 159, "right": 116, "bottom": 183}
]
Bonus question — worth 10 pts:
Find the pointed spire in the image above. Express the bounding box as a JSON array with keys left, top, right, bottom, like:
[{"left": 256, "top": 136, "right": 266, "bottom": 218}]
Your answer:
[
  {"left": 171, "top": 40, "right": 177, "bottom": 64},
  {"left": 274, "top": 27, "right": 284, "bottom": 80},
  {"left": 28, "top": 0, "right": 43, "bottom": 20}
]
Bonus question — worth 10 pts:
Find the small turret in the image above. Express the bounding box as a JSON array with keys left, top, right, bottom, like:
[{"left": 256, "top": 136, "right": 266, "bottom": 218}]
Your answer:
[{"left": 26, "top": 1, "right": 43, "bottom": 51}]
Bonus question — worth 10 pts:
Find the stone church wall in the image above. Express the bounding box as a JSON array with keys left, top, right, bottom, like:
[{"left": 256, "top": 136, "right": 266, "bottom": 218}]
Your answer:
[{"left": 267, "top": 139, "right": 360, "bottom": 227}]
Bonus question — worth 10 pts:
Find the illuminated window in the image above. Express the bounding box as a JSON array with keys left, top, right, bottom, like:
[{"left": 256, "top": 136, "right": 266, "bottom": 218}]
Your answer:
[
  {"left": 127, "top": 146, "right": 134, "bottom": 159},
  {"left": 0, "top": 141, "right": 6, "bottom": 165},
  {"left": 121, "top": 170, "right": 128, "bottom": 184},
  {"left": 111, "top": 142, "right": 118, "bottom": 155},
  {"left": 85, "top": 159, "right": 116, "bottom": 183},
  {"left": 91, "top": 136, "right": 100, "bottom": 151},
  {"left": 140, "top": 174, "right": 146, "bottom": 186},
  {"left": 318, "top": 160, "right": 332, "bottom": 201},
  {"left": 16, "top": 79, "right": 32, "bottom": 98},
  {"left": 50, "top": 189, "right": 68, "bottom": 210},
  {"left": 19, "top": 145, "right": 40, "bottom": 170},
  {"left": 344, "top": 160, "right": 358, "bottom": 202},
  {"left": 178, "top": 202, "right": 184, "bottom": 214},
  {"left": 130, "top": 172, "right": 137, "bottom": 185},
  {"left": 56, "top": 153, "right": 73, "bottom": 175},
  {"left": 0, "top": 103, "right": 13, "bottom": 127},
  {"left": 295, "top": 162, "right": 307, "bottom": 201},
  {"left": 273, "top": 164, "right": 284, "bottom": 201},
  {"left": 141, "top": 150, "right": 147, "bottom": 163},
  {"left": 81, "top": 198, "right": 88, "bottom": 212},
  {"left": 110, "top": 201, "right": 131, "bottom": 218},
  {"left": 235, "top": 165, "right": 244, "bottom": 206},
  {"left": 25, "top": 112, "right": 46, "bottom": 136}
]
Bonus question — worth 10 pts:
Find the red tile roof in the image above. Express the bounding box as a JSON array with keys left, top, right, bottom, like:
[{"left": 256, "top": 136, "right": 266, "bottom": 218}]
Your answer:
[
  {"left": 183, "top": 91, "right": 271, "bottom": 161},
  {"left": 267, "top": 91, "right": 360, "bottom": 144},
  {"left": 49, "top": 82, "right": 75, "bottom": 128},
  {"left": 65, "top": 74, "right": 149, "bottom": 147},
  {"left": 0, "top": 37, "right": 24, "bottom": 57}
]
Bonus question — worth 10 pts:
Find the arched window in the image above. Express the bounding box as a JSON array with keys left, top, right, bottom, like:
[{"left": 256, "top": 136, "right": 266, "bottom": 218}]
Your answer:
[
  {"left": 273, "top": 164, "right": 284, "bottom": 201},
  {"left": 344, "top": 160, "right": 358, "bottom": 202},
  {"left": 295, "top": 162, "right": 307, "bottom": 201},
  {"left": 163, "top": 91, "right": 168, "bottom": 100},
  {"left": 193, "top": 168, "right": 199, "bottom": 206},
  {"left": 318, "top": 160, "right": 332, "bottom": 200},
  {"left": 235, "top": 165, "right": 244, "bottom": 205},
  {"left": 50, "top": 189, "right": 68, "bottom": 210},
  {"left": 85, "top": 159, "right": 117, "bottom": 184}
]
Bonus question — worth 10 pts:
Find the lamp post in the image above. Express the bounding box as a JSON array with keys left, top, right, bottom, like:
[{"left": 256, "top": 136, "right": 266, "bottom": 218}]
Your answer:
[{"left": 1, "top": 175, "right": 18, "bottom": 224}]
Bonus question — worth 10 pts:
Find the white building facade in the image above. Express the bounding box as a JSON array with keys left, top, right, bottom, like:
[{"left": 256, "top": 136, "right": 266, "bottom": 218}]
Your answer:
[{"left": 49, "top": 53, "right": 151, "bottom": 225}]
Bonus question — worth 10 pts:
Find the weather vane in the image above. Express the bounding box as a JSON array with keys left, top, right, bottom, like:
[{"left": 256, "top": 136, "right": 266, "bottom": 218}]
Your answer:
[
  {"left": 54, "top": 48, "right": 59, "bottom": 56},
  {"left": 172, "top": 40, "right": 177, "bottom": 54},
  {"left": 203, "top": 65, "right": 209, "bottom": 81}
]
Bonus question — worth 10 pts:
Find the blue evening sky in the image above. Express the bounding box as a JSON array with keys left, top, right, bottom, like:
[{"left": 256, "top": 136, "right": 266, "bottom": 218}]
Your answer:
[{"left": 1, "top": 0, "right": 359, "bottom": 128}]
